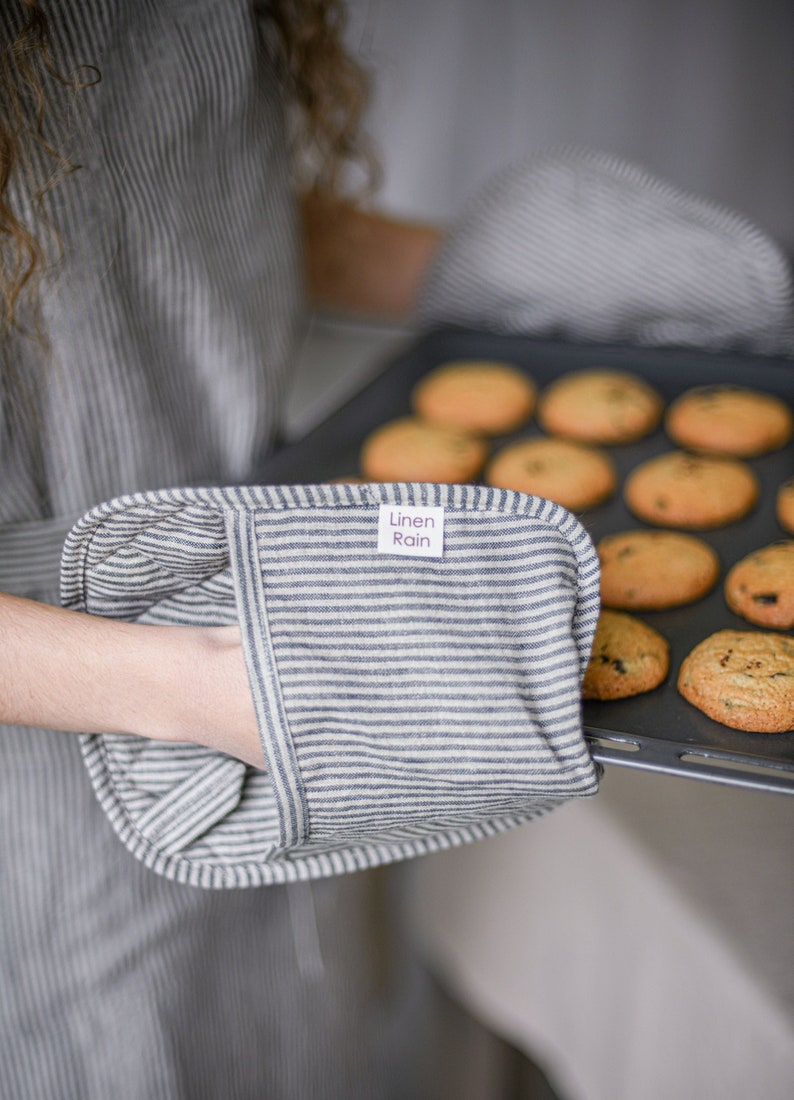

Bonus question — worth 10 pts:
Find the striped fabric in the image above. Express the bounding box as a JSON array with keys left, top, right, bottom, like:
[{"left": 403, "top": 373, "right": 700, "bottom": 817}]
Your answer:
[
  {"left": 0, "top": 514, "right": 83, "bottom": 601},
  {"left": 417, "top": 147, "right": 794, "bottom": 356},
  {"left": 63, "top": 481, "right": 601, "bottom": 888},
  {"left": 0, "top": 0, "right": 300, "bottom": 545},
  {"left": 2, "top": 6, "right": 431, "bottom": 1098}
]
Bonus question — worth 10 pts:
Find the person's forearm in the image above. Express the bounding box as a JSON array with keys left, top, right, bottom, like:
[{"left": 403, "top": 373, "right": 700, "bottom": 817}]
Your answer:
[
  {"left": 0, "top": 593, "right": 264, "bottom": 767},
  {"left": 300, "top": 191, "right": 443, "bottom": 321}
]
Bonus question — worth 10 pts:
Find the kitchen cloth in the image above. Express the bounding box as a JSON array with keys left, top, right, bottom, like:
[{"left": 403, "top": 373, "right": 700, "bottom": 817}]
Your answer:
[
  {"left": 417, "top": 147, "right": 794, "bottom": 356},
  {"left": 62, "top": 481, "right": 599, "bottom": 887}
]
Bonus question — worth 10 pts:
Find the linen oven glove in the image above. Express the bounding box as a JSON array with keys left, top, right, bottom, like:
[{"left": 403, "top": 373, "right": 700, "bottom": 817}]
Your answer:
[
  {"left": 61, "top": 481, "right": 600, "bottom": 888},
  {"left": 417, "top": 147, "right": 794, "bottom": 356}
]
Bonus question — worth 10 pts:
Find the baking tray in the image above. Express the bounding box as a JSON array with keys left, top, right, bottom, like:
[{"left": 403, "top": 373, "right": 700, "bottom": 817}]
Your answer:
[{"left": 255, "top": 327, "right": 794, "bottom": 796}]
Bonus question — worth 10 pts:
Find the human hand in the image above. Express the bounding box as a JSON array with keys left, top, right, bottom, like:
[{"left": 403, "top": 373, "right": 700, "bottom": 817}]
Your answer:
[{"left": 0, "top": 594, "right": 265, "bottom": 768}]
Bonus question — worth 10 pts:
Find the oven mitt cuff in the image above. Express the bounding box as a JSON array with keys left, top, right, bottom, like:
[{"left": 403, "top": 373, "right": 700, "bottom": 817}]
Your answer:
[
  {"left": 417, "top": 147, "right": 794, "bottom": 356},
  {"left": 61, "top": 482, "right": 600, "bottom": 889}
]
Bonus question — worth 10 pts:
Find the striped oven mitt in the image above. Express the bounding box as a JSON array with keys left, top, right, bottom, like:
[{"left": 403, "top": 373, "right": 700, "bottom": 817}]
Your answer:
[
  {"left": 417, "top": 147, "right": 794, "bottom": 356},
  {"left": 61, "top": 481, "right": 600, "bottom": 887}
]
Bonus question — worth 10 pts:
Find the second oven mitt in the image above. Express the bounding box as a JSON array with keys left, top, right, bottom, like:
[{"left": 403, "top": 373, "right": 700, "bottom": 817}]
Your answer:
[
  {"left": 61, "top": 481, "right": 600, "bottom": 888},
  {"left": 417, "top": 147, "right": 794, "bottom": 356}
]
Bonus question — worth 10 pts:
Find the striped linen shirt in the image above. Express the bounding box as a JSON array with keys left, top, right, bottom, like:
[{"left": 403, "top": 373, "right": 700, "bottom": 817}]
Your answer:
[
  {"left": 0, "top": 0, "right": 300, "bottom": 601},
  {"left": 1, "top": 4, "right": 437, "bottom": 1097},
  {"left": 63, "top": 480, "right": 601, "bottom": 887}
]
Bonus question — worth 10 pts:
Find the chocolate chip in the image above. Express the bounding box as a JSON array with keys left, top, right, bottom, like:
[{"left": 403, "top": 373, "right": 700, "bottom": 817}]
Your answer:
[{"left": 753, "top": 592, "right": 779, "bottom": 605}]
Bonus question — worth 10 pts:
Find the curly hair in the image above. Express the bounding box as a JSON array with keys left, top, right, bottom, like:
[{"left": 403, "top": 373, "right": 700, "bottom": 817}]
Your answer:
[
  {"left": 0, "top": 0, "right": 376, "bottom": 340},
  {"left": 265, "top": 0, "right": 379, "bottom": 196},
  {"left": 0, "top": 1, "right": 96, "bottom": 339}
]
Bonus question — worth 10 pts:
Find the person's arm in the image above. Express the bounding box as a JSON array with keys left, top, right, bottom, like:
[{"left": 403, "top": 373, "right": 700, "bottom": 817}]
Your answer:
[
  {"left": 300, "top": 191, "right": 443, "bottom": 321},
  {"left": 0, "top": 592, "right": 264, "bottom": 768},
  {"left": 0, "top": 204, "right": 440, "bottom": 769}
]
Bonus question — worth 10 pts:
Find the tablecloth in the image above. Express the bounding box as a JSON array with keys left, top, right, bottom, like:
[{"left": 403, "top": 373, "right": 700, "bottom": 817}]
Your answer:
[{"left": 410, "top": 767, "right": 794, "bottom": 1100}]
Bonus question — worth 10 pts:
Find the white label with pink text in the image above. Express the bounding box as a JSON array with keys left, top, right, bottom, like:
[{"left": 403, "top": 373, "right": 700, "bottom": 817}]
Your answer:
[{"left": 377, "top": 504, "right": 445, "bottom": 558}]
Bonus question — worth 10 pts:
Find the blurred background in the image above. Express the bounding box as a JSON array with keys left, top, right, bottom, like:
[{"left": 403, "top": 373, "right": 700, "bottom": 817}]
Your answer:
[{"left": 343, "top": 0, "right": 793, "bottom": 251}]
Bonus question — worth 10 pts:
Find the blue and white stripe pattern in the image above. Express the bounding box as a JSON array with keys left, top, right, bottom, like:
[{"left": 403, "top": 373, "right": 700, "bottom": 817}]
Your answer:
[
  {"left": 0, "top": 5, "right": 435, "bottom": 1094},
  {"left": 418, "top": 147, "right": 794, "bottom": 356},
  {"left": 63, "top": 481, "right": 601, "bottom": 888},
  {"left": 0, "top": 0, "right": 300, "bottom": 545}
]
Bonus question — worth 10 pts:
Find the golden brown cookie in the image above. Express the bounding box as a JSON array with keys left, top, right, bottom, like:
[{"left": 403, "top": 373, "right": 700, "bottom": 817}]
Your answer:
[
  {"left": 624, "top": 450, "right": 759, "bottom": 529},
  {"left": 665, "top": 385, "right": 793, "bottom": 457},
  {"left": 724, "top": 541, "right": 794, "bottom": 630},
  {"left": 777, "top": 478, "right": 794, "bottom": 535},
  {"left": 598, "top": 530, "right": 720, "bottom": 610},
  {"left": 582, "top": 609, "right": 670, "bottom": 700},
  {"left": 411, "top": 360, "right": 537, "bottom": 435},
  {"left": 677, "top": 629, "right": 794, "bottom": 733},
  {"left": 538, "top": 368, "right": 663, "bottom": 445},
  {"left": 359, "top": 416, "right": 487, "bottom": 484},
  {"left": 485, "top": 437, "right": 617, "bottom": 511}
]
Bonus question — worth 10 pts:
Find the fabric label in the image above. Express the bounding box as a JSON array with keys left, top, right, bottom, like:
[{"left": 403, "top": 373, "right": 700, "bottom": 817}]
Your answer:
[{"left": 377, "top": 504, "right": 445, "bottom": 558}]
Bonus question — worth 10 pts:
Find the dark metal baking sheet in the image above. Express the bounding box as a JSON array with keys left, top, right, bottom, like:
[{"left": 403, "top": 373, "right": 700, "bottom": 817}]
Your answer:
[{"left": 255, "top": 327, "right": 794, "bottom": 795}]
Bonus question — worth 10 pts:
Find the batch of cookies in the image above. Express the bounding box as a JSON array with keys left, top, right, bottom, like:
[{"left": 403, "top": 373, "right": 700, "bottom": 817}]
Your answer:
[{"left": 355, "top": 360, "right": 794, "bottom": 735}]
